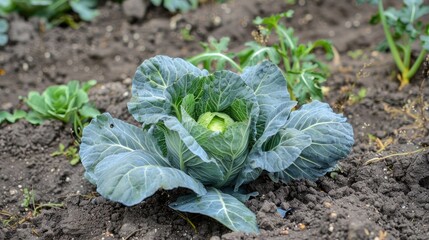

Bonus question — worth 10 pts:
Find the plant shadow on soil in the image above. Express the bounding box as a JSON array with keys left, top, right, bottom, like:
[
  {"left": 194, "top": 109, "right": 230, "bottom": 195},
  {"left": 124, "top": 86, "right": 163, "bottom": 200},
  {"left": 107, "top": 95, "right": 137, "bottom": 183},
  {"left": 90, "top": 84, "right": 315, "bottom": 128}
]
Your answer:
[{"left": 1, "top": 0, "right": 428, "bottom": 239}]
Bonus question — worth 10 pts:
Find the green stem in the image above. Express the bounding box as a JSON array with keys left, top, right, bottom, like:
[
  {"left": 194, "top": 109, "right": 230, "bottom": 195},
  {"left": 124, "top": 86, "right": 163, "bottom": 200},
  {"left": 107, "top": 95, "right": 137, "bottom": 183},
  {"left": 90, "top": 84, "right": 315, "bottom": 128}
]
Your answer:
[
  {"left": 406, "top": 49, "right": 427, "bottom": 79},
  {"left": 276, "top": 27, "right": 291, "bottom": 72},
  {"left": 378, "top": 0, "right": 406, "bottom": 73},
  {"left": 403, "top": 45, "right": 411, "bottom": 69},
  {"left": 188, "top": 53, "right": 242, "bottom": 72}
]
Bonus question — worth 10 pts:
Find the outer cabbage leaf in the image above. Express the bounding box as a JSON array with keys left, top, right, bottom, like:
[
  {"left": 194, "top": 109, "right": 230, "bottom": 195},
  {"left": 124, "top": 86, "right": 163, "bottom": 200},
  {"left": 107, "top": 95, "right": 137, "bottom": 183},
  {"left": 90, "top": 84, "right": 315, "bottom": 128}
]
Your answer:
[
  {"left": 234, "top": 165, "right": 262, "bottom": 191},
  {"left": 250, "top": 128, "right": 311, "bottom": 172},
  {"left": 234, "top": 103, "right": 296, "bottom": 189},
  {"left": 170, "top": 188, "right": 259, "bottom": 233},
  {"left": 273, "top": 101, "right": 354, "bottom": 182},
  {"left": 128, "top": 55, "right": 207, "bottom": 123},
  {"left": 241, "top": 61, "right": 295, "bottom": 137},
  {"left": 80, "top": 113, "right": 167, "bottom": 183},
  {"left": 94, "top": 151, "right": 206, "bottom": 206},
  {"left": 221, "top": 187, "right": 259, "bottom": 203}
]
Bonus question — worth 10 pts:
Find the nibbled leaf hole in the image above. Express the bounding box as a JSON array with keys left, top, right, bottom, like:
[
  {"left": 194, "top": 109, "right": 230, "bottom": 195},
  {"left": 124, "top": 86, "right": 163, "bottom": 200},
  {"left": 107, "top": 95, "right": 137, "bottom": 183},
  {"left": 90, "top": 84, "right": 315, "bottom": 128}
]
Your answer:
[{"left": 110, "top": 123, "right": 114, "bottom": 128}]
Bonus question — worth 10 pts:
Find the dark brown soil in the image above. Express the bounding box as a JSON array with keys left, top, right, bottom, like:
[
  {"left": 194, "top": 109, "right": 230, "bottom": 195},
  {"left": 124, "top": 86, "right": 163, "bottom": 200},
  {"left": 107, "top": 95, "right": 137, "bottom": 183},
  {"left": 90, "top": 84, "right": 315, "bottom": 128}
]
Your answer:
[{"left": 1, "top": 0, "right": 429, "bottom": 239}]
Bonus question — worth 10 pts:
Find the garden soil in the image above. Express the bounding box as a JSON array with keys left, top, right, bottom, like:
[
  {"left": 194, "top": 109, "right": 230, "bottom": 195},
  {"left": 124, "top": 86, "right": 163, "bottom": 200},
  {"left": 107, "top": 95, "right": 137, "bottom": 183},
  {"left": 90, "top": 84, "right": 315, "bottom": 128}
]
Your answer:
[{"left": 1, "top": 0, "right": 429, "bottom": 239}]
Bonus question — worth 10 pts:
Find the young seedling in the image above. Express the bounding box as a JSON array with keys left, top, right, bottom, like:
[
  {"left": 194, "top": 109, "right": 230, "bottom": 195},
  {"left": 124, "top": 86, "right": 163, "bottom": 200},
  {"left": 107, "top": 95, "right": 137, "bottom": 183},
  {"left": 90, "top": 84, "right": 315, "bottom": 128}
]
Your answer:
[
  {"left": 247, "top": 11, "right": 333, "bottom": 104},
  {"left": 21, "top": 188, "right": 63, "bottom": 217},
  {"left": 79, "top": 55, "right": 354, "bottom": 233},
  {"left": 359, "top": 0, "right": 429, "bottom": 89},
  {"left": 51, "top": 143, "right": 80, "bottom": 165},
  {"left": 189, "top": 11, "right": 333, "bottom": 104}
]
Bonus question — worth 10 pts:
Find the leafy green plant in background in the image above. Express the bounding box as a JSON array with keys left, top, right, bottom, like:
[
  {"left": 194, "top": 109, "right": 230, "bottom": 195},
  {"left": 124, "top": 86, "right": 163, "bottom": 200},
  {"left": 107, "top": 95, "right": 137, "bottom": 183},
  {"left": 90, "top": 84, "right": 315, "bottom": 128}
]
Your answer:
[
  {"left": 113, "top": 0, "right": 197, "bottom": 12},
  {"left": 0, "top": 0, "right": 98, "bottom": 27},
  {"left": 26, "top": 80, "right": 100, "bottom": 138},
  {"left": 0, "top": 18, "right": 8, "bottom": 46},
  {"left": 151, "top": 0, "right": 197, "bottom": 12},
  {"left": 358, "top": 0, "right": 429, "bottom": 89},
  {"left": 79, "top": 55, "right": 354, "bottom": 233},
  {"left": 189, "top": 10, "right": 333, "bottom": 105}
]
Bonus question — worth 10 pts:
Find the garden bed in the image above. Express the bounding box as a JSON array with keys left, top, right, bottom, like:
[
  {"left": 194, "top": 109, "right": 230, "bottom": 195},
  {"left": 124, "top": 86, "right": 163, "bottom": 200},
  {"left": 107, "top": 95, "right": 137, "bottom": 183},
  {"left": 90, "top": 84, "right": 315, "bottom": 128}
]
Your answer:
[{"left": 1, "top": 0, "right": 428, "bottom": 239}]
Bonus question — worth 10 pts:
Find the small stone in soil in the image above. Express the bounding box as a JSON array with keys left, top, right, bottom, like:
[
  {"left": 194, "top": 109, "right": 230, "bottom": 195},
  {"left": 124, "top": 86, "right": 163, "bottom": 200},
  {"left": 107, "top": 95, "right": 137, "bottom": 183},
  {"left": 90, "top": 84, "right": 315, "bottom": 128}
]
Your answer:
[
  {"left": 323, "top": 201, "right": 332, "bottom": 208},
  {"left": 119, "top": 223, "right": 138, "bottom": 237}
]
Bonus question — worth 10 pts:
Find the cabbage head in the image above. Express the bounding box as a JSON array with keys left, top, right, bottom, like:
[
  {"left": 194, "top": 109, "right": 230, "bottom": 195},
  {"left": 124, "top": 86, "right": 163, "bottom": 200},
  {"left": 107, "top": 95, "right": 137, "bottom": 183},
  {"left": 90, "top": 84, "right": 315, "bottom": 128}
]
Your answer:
[{"left": 80, "top": 55, "right": 354, "bottom": 233}]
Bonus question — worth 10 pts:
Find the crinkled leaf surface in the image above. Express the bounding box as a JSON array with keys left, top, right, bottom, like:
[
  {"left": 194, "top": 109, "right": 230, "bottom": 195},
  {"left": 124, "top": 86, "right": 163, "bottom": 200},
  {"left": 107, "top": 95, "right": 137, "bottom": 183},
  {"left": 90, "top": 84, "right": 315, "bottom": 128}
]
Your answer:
[
  {"left": 165, "top": 73, "right": 204, "bottom": 118},
  {"left": 94, "top": 150, "right": 206, "bottom": 206},
  {"left": 128, "top": 55, "right": 207, "bottom": 123},
  {"left": 273, "top": 101, "right": 354, "bottom": 182},
  {"left": 250, "top": 128, "right": 311, "bottom": 172},
  {"left": 198, "top": 71, "right": 249, "bottom": 114},
  {"left": 241, "top": 61, "right": 294, "bottom": 137},
  {"left": 80, "top": 113, "right": 167, "bottom": 183},
  {"left": 170, "top": 188, "right": 259, "bottom": 233}
]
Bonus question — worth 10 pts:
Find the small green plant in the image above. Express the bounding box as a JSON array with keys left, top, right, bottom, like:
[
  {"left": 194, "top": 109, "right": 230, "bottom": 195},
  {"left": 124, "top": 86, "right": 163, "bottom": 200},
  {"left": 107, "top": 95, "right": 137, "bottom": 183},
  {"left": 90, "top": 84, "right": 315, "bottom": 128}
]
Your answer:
[
  {"left": 179, "top": 26, "right": 194, "bottom": 41},
  {"left": 51, "top": 143, "right": 80, "bottom": 165},
  {"left": 21, "top": 188, "right": 63, "bottom": 217},
  {"left": 0, "top": 18, "right": 8, "bottom": 46},
  {"left": 0, "top": 109, "right": 26, "bottom": 124},
  {"left": 347, "top": 49, "right": 365, "bottom": 60},
  {"left": 0, "top": 0, "right": 98, "bottom": 27},
  {"left": 348, "top": 87, "right": 367, "bottom": 104},
  {"left": 21, "top": 188, "right": 35, "bottom": 209},
  {"left": 189, "top": 11, "right": 333, "bottom": 104},
  {"left": 25, "top": 80, "right": 100, "bottom": 138},
  {"left": 358, "top": 0, "right": 429, "bottom": 89}
]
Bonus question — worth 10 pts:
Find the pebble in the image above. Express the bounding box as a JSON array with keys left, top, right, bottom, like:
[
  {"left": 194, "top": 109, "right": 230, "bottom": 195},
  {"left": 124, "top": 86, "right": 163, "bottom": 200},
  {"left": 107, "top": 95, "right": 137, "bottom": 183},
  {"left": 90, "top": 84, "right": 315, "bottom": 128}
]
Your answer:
[
  {"left": 328, "top": 224, "right": 334, "bottom": 232},
  {"left": 119, "top": 223, "right": 138, "bottom": 237},
  {"left": 323, "top": 201, "right": 332, "bottom": 208},
  {"left": 9, "top": 188, "right": 18, "bottom": 195}
]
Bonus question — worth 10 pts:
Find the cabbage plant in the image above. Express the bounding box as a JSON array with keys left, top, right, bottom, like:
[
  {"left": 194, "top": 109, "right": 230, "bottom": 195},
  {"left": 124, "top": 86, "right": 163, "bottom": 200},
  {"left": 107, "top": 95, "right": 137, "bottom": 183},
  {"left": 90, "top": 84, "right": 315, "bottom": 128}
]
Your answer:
[{"left": 80, "top": 55, "right": 354, "bottom": 233}]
